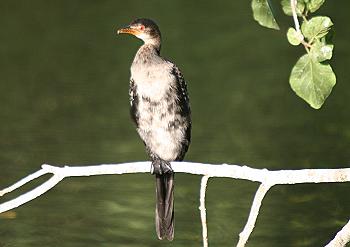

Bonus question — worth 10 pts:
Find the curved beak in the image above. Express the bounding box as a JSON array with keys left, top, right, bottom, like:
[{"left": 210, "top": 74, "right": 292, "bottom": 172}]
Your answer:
[{"left": 117, "top": 26, "right": 141, "bottom": 36}]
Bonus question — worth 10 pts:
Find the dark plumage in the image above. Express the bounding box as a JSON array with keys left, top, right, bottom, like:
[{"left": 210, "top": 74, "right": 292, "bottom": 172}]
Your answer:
[{"left": 118, "top": 18, "right": 191, "bottom": 240}]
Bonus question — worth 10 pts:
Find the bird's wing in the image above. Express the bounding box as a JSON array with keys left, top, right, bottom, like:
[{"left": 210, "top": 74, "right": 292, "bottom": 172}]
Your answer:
[
  {"left": 171, "top": 65, "right": 190, "bottom": 110},
  {"left": 129, "top": 78, "right": 139, "bottom": 126},
  {"left": 170, "top": 64, "right": 192, "bottom": 161}
]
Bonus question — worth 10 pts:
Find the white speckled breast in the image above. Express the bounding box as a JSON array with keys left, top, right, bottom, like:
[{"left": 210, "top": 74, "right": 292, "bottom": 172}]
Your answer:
[
  {"left": 130, "top": 45, "right": 187, "bottom": 161},
  {"left": 131, "top": 60, "right": 174, "bottom": 101}
]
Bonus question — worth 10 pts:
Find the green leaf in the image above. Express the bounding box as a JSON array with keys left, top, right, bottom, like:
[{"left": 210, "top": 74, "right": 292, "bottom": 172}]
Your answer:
[
  {"left": 252, "top": 0, "right": 280, "bottom": 30},
  {"left": 301, "top": 16, "right": 333, "bottom": 41},
  {"left": 287, "top": 27, "right": 302, "bottom": 46},
  {"left": 310, "top": 41, "right": 333, "bottom": 62},
  {"left": 281, "top": 0, "right": 305, "bottom": 16},
  {"left": 320, "top": 29, "right": 334, "bottom": 45},
  {"left": 290, "top": 54, "right": 336, "bottom": 109},
  {"left": 306, "top": 0, "right": 325, "bottom": 12}
]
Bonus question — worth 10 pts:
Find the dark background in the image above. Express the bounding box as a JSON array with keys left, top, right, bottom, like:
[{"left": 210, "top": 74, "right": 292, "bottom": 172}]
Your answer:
[{"left": 0, "top": 1, "right": 350, "bottom": 246}]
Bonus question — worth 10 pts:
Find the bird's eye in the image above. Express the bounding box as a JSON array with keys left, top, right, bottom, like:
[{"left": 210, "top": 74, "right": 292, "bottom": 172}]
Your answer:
[{"left": 139, "top": 25, "right": 145, "bottom": 31}]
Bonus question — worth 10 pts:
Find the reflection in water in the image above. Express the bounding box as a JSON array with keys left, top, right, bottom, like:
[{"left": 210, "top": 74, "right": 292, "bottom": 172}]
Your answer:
[{"left": 1, "top": 1, "right": 350, "bottom": 246}]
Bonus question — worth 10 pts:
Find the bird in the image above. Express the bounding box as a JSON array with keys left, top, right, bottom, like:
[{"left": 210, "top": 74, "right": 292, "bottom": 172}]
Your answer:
[{"left": 117, "top": 18, "right": 191, "bottom": 241}]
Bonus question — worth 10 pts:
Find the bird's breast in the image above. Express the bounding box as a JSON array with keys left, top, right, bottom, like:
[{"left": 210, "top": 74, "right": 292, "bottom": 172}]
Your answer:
[
  {"left": 131, "top": 61, "right": 174, "bottom": 101},
  {"left": 130, "top": 62, "right": 188, "bottom": 161}
]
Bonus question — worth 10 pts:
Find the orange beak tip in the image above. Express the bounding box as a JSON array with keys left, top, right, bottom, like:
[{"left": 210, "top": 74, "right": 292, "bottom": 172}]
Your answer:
[{"left": 117, "top": 27, "right": 141, "bottom": 37}]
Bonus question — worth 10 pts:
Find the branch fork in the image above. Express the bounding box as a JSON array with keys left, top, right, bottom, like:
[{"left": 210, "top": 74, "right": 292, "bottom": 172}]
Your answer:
[{"left": 1, "top": 162, "right": 350, "bottom": 247}]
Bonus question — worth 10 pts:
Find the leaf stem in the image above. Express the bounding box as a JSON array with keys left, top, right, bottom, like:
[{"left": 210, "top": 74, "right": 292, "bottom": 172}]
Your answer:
[{"left": 302, "top": 14, "right": 308, "bottom": 23}]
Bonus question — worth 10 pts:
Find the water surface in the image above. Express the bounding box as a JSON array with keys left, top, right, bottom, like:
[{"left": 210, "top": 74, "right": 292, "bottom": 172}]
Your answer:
[{"left": 1, "top": 1, "right": 350, "bottom": 246}]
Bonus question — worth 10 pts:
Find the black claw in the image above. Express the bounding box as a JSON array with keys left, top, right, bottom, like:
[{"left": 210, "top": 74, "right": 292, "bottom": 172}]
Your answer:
[
  {"left": 151, "top": 159, "right": 173, "bottom": 175},
  {"left": 151, "top": 161, "right": 161, "bottom": 175},
  {"left": 151, "top": 159, "right": 162, "bottom": 175},
  {"left": 161, "top": 161, "right": 173, "bottom": 174}
]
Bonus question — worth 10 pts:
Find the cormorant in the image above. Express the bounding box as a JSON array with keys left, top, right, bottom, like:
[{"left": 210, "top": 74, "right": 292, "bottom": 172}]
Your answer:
[{"left": 117, "top": 18, "right": 191, "bottom": 241}]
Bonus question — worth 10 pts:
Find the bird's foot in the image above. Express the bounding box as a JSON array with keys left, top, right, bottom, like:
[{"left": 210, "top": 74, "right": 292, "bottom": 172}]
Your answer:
[{"left": 151, "top": 159, "right": 173, "bottom": 175}]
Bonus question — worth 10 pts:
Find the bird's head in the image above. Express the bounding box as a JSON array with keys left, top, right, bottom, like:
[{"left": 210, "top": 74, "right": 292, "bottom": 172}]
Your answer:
[{"left": 117, "top": 18, "right": 161, "bottom": 45}]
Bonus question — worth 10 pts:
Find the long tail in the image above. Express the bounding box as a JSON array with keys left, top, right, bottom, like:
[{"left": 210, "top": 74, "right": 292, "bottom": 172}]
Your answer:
[{"left": 155, "top": 173, "right": 174, "bottom": 240}]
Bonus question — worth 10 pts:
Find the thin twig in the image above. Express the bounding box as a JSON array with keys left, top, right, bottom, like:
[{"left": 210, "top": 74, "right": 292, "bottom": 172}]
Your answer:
[
  {"left": 290, "top": 0, "right": 311, "bottom": 50},
  {"left": 290, "top": 0, "right": 301, "bottom": 33},
  {"left": 325, "top": 219, "right": 350, "bottom": 247},
  {"left": 199, "top": 176, "right": 210, "bottom": 247},
  {"left": 236, "top": 183, "right": 272, "bottom": 247},
  {"left": 0, "top": 168, "right": 48, "bottom": 196},
  {"left": 0, "top": 172, "right": 65, "bottom": 213}
]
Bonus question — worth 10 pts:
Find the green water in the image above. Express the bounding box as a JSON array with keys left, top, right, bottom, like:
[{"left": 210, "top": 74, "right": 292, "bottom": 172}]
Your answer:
[{"left": 1, "top": 1, "right": 350, "bottom": 246}]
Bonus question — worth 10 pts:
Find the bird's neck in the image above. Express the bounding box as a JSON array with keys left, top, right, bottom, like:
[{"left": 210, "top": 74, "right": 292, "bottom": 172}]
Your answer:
[
  {"left": 134, "top": 43, "right": 161, "bottom": 63},
  {"left": 143, "top": 38, "right": 161, "bottom": 53}
]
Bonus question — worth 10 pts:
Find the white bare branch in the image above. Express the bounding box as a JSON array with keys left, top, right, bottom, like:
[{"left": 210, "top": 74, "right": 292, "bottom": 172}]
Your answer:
[
  {"left": 1, "top": 162, "right": 350, "bottom": 247},
  {"left": 199, "top": 175, "right": 210, "bottom": 247},
  {"left": 325, "top": 219, "right": 350, "bottom": 247},
  {"left": 290, "top": 0, "right": 302, "bottom": 33},
  {"left": 290, "top": 0, "right": 311, "bottom": 48},
  {"left": 237, "top": 183, "right": 272, "bottom": 247}
]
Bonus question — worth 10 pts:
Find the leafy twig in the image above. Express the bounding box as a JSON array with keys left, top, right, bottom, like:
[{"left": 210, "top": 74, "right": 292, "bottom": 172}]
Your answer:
[{"left": 290, "top": 0, "right": 311, "bottom": 50}]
